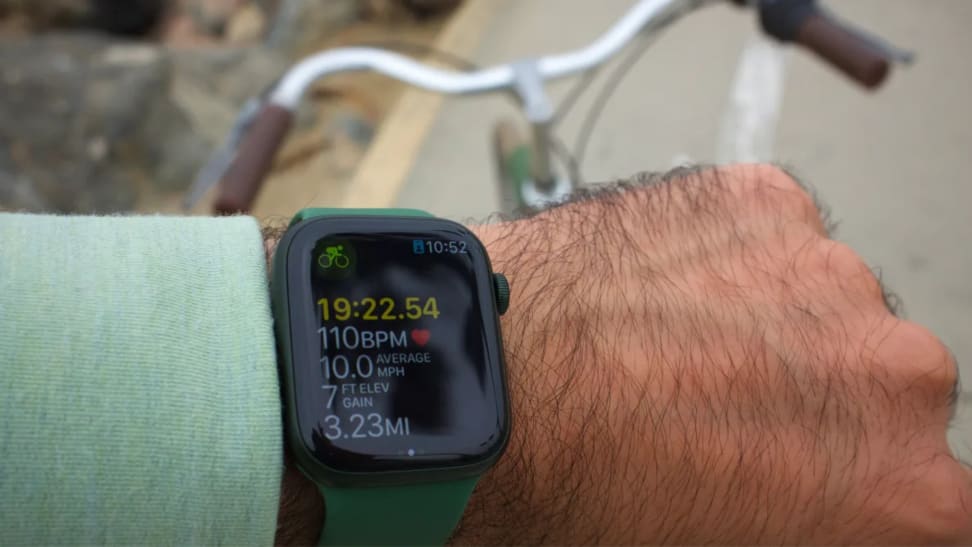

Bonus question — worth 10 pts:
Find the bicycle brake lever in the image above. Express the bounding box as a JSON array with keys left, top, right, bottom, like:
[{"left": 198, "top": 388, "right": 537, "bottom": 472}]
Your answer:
[{"left": 183, "top": 97, "right": 264, "bottom": 211}]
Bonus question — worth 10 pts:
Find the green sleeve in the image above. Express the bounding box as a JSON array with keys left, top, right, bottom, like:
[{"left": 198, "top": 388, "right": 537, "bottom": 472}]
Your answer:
[{"left": 0, "top": 213, "right": 282, "bottom": 545}]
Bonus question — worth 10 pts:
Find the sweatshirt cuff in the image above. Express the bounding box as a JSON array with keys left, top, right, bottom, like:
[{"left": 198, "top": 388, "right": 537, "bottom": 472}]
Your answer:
[{"left": 0, "top": 213, "right": 281, "bottom": 545}]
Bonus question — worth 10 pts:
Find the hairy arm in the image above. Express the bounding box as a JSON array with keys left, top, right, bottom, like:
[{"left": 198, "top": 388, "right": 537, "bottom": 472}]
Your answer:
[{"left": 274, "top": 165, "right": 970, "bottom": 544}]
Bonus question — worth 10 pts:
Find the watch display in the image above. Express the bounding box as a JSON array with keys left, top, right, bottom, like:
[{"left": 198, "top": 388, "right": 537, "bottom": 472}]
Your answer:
[{"left": 279, "top": 218, "right": 509, "bottom": 477}]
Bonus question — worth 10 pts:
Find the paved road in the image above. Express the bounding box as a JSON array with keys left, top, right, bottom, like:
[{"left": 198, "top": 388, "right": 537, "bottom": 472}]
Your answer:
[{"left": 394, "top": 0, "right": 972, "bottom": 458}]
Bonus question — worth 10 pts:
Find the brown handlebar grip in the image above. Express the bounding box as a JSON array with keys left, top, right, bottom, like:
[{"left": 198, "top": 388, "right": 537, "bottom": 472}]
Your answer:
[
  {"left": 796, "top": 14, "right": 890, "bottom": 89},
  {"left": 213, "top": 104, "right": 293, "bottom": 215}
]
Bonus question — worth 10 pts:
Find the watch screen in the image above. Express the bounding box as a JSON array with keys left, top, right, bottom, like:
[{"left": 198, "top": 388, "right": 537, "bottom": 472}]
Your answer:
[{"left": 284, "top": 219, "right": 508, "bottom": 474}]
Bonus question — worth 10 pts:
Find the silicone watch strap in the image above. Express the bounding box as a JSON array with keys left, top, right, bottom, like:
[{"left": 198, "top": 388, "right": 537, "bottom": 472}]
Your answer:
[
  {"left": 292, "top": 207, "right": 480, "bottom": 546},
  {"left": 319, "top": 478, "right": 479, "bottom": 546},
  {"left": 291, "top": 207, "right": 433, "bottom": 225}
]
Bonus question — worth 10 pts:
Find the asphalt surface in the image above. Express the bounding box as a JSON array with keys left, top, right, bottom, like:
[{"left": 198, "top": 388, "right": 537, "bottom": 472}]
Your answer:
[{"left": 394, "top": 0, "right": 972, "bottom": 459}]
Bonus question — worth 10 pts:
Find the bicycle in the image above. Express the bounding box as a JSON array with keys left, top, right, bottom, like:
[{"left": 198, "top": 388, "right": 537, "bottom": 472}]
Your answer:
[{"left": 190, "top": 0, "right": 913, "bottom": 216}]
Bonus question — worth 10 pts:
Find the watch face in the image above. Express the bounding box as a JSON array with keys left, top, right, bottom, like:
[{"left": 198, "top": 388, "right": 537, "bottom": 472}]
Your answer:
[{"left": 279, "top": 217, "right": 509, "bottom": 479}]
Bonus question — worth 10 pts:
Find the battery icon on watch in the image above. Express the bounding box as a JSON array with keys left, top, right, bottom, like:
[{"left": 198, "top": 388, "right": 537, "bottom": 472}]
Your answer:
[{"left": 412, "top": 240, "right": 426, "bottom": 255}]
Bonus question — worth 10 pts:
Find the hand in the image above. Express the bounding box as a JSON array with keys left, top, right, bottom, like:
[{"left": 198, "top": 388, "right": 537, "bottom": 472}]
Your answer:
[{"left": 454, "top": 165, "right": 969, "bottom": 544}]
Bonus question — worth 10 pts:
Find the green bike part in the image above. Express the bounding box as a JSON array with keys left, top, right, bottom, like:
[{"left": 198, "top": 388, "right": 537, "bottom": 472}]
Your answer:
[
  {"left": 279, "top": 207, "right": 480, "bottom": 546},
  {"left": 319, "top": 478, "right": 479, "bottom": 546},
  {"left": 503, "top": 145, "right": 532, "bottom": 209}
]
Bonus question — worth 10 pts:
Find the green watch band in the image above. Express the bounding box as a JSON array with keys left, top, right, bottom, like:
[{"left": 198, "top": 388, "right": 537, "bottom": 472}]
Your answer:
[
  {"left": 319, "top": 478, "right": 479, "bottom": 545},
  {"left": 291, "top": 207, "right": 433, "bottom": 225},
  {"left": 291, "top": 208, "right": 483, "bottom": 546}
]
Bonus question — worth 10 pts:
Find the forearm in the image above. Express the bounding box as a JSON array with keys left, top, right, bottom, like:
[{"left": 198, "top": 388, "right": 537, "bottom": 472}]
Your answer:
[{"left": 449, "top": 186, "right": 666, "bottom": 544}]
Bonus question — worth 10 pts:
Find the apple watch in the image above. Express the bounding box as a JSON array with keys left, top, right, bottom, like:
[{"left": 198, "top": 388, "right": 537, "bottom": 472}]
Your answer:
[{"left": 271, "top": 208, "right": 511, "bottom": 545}]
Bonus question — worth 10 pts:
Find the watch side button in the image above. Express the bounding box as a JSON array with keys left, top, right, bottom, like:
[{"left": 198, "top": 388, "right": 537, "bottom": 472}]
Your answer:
[{"left": 493, "top": 273, "right": 510, "bottom": 315}]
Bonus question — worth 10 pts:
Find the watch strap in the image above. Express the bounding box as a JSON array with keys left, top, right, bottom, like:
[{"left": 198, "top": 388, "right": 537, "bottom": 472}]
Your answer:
[
  {"left": 319, "top": 477, "right": 479, "bottom": 546},
  {"left": 292, "top": 208, "right": 433, "bottom": 225}
]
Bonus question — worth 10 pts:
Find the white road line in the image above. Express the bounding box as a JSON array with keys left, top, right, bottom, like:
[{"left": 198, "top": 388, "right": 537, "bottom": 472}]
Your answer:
[{"left": 716, "top": 33, "right": 787, "bottom": 164}]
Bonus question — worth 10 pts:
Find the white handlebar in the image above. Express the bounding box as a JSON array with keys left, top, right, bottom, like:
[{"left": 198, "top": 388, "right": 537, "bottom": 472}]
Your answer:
[
  {"left": 270, "top": 48, "right": 515, "bottom": 107},
  {"left": 269, "top": 0, "right": 707, "bottom": 109},
  {"left": 539, "top": 0, "right": 696, "bottom": 78}
]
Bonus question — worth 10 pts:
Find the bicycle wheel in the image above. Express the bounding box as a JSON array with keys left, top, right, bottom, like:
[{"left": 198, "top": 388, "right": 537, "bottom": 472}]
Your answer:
[{"left": 491, "top": 118, "right": 532, "bottom": 215}]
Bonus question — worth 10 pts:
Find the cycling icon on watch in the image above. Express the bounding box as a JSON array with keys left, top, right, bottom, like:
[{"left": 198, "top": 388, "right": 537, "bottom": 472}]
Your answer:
[
  {"left": 313, "top": 239, "right": 356, "bottom": 280},
  {"left": 318, "top": 245, "right": 350, "bottom": 270}
]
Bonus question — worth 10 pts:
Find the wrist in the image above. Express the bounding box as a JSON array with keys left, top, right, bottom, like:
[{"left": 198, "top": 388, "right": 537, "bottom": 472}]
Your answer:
[
  {"left": 452, "top": 219, "right": 589, "bottom": 544},
  {"left": 265, "top": 224, "right": 325, "bottom": 546}
]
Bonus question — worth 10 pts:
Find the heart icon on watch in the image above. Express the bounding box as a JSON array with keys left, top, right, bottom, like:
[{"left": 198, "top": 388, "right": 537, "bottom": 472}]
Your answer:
[{"left": 410, "top": 329, "right": 431, "bottom": 347}]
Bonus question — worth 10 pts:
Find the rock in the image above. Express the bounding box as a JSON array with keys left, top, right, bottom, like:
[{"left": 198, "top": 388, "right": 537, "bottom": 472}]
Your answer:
[
  {"left": 365, "top": 0, "right": 460, "bottom": 21},
  {"left": 399, "top": 0, "right": 461, "bottom": 16},
  {"left": 169, "top": 44, "right": 283, "bottom": 107},
  {"left": 0, "top": 0, "right": 164, "bottom": 35},
  {"left": 0, "top": 33, "right": 207, "bottom": 213},
  {"left": 265, "top": 0, "right": 360, "bottom": 56},
  {"left": 157, "top": 0, "right": 263, "bottom": 45},
  {"left": 0, "top": 0, "right": 91, "bottom": 30},
  {"left": 225, "top": 2, "right": 265, "bottom": 44},
  {"left": 0, "top": 148, "right": 46, "bottom": 212},
  {"left": 87, "top": 0, "right": 165, "bottom": 36},
  {"left": 186, "top": 0, "right": 245, "bottom": 36},
  {"left": 328, "top": 111, "right": 375, "bottom": 148},
  {"left": 323, "top": 110, "right": 374, "bottom": 176}
]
